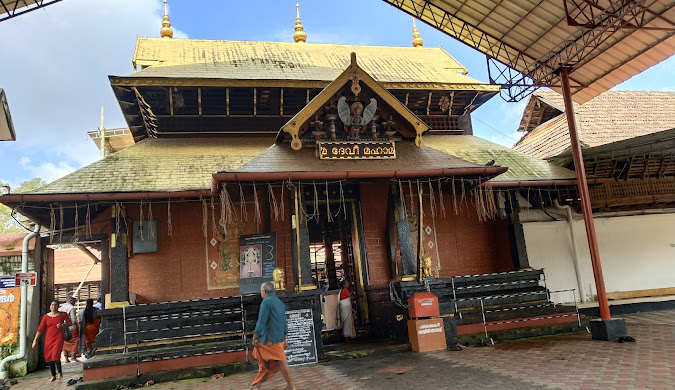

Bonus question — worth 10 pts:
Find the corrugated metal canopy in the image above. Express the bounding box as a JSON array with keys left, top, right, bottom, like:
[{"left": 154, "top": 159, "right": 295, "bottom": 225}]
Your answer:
[
  {"left": 0, "top": 0, "right": 63, "bottom": 22},
  {"left": 382, "top": 0, "right": 675, "bottom": 103}
]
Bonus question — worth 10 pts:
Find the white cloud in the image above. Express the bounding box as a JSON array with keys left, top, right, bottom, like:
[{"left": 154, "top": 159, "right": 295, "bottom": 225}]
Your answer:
[
  {"left": 18, "top": 157, "right": 76, "bottom": 182},
  {"left": 0, "top": 0, "right": 188, "bottom": 184}
]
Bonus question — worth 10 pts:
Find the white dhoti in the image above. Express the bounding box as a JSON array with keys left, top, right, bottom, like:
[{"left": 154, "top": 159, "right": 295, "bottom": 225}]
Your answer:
[{"left": 338, "top": 298, "right": 355, "bottom": 338}]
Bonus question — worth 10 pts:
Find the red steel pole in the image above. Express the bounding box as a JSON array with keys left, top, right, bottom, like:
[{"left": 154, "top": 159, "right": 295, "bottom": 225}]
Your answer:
[{"left": 560, "top": 67, "right": 611, "bottom": 321}]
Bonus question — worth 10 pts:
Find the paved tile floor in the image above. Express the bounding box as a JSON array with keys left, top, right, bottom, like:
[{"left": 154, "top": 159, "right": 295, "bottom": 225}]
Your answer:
[{"left": 11, "top": 309, "right": 674, "bottom": 390}]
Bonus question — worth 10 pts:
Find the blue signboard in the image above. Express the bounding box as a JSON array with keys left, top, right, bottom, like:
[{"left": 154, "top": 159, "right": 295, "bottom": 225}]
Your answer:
[{"left": 0, "top": 277, "right": 16, "bottom": 289}]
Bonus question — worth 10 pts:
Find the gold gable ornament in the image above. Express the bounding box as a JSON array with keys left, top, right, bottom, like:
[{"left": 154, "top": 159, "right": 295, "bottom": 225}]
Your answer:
[{"left": 278, "top": 52, "right": 429, "bottom": 151}]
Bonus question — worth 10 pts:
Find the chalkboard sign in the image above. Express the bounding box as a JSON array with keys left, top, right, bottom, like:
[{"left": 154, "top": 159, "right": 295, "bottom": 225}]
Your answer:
[
  {"left": 285, "top": 308, "right": 318, "bottom": 366},
  {"left": 239, "top": 233, "right": 277, "bottom": 294}
]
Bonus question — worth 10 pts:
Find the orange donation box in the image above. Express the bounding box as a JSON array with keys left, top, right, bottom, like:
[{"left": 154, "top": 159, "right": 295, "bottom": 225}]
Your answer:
[
  {"left": 407, "top": 292, "right": 440, "bottom": 319},
  {"left": 407, "top": 292, "right": 445, "bottom": 352}
]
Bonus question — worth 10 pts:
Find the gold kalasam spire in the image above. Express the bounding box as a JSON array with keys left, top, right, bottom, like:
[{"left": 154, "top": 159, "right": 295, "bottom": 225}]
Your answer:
[
  {"left": 412, "top": 18, "right": 423, "bottom": 47},
  {"left": 293, "top": 3, "right": 307, "bottom": 43},
  {"left": 160, "top": 0, "right": 173, "bottom": 39}
]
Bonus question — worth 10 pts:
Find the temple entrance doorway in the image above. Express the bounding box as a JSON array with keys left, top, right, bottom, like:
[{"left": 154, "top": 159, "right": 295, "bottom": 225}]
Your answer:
[{"left": 305, "top": 199, "right": 368, "bottom": 336}]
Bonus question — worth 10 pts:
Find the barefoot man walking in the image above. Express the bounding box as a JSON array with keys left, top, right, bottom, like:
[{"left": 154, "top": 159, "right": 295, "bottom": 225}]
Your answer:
[{"left": 251, "top": 281, "right": 296, "bottom": 390}]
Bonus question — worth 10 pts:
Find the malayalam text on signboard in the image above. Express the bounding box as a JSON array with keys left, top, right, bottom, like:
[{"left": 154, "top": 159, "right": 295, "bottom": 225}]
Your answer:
[
  {"left": 285, "top": 308, "right": 318, "bottom": 366},
  {"left": 319, "top": 141, "right": 396, "bottom": 160}
]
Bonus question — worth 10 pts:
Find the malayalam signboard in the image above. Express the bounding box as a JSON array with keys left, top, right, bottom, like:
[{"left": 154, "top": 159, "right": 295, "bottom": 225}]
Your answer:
[
  {"left": 0, "top": 288, "right": 20, "bottom": 345},
  {"left": 285, "top": 308, "right": 318, "bottom": 366},
  {"left": 318, "top": 141, "right": 396, "bottom": 160},
  {"left": 14, "top": 272, "right": 36, "bottom": 287}
]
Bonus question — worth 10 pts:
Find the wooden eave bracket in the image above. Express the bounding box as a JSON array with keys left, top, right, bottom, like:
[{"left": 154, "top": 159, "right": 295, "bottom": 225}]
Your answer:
[{"left": 278, "top": 52, "right": 429, "bottom": 150}]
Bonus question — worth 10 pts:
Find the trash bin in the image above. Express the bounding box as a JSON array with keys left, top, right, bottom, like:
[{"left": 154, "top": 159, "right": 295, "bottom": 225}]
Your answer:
[{"left": 407, "top": 292, "right": 446, "bottom": 352}]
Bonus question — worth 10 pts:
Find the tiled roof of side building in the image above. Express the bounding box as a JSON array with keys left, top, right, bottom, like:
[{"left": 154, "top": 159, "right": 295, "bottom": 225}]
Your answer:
[
  {"left": 424, "top": 135, "right": 576, "bottom": 183},
  {"left": 514, "top": 90, "right": 675, "bottom": 159},
  {"left": 54, "top": 247, "right": 102, "bottom": 285},
  {"left": 23, "top": 138, "right": 273, "bottom": 195},
  {"left": 125, "top": 38, "right": 498, "bottom": 90}
]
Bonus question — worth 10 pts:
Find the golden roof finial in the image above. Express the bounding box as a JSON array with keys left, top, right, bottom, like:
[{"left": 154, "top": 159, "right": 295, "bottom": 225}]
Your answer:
[
  {"left": 160, "top": 0, "right": 173, "bottom": 39},
  {"left": 412, "top": 18, "right": 423, "bottom": 47},
  {"left": 293, "top": 3, "right": 307, "bottom": 43}
]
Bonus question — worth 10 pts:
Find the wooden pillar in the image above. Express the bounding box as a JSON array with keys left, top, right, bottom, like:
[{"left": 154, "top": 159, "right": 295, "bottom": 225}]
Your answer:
[
  {"left": 391, "top": 184, "right": 416, "bottom": 276},
  {"left": 110, "top": 204, "right": 129, "bottom": 303},
  {"left": 324, "top": 235, "right": 339, "bottom": 290},
  {"left": 560, "top": 67, "right": 610, "bottom": 321},
  {"left": 504, "top": 190, "right": 529, "bottom": 269},
  {"left": 99, "top": 237, "right": 110, "bottom": 308},
  {"left": 291, "top": 186, "right": 314, "bottom": 290}
]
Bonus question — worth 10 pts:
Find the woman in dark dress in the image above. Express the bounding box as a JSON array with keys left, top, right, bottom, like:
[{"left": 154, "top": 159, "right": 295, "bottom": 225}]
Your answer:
[{"left": 32, "top": 300, "right": 71, "bottom": 382}]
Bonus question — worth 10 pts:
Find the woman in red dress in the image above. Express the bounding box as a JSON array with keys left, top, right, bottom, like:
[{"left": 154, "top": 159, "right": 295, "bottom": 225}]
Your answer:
[{"left": 32, "top": 300, "right": 71, "bottom": 382}]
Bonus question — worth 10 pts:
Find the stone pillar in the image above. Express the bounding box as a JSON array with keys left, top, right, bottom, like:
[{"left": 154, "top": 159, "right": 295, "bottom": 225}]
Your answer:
[
  {"left": 110, "top": 204, "right": 129, "bottom": 303},
  {"left": 391, "top": 184, "right": 416, "bottom": 276},
  {"left": 99, "top": 237, "right": 110, "bottom": 308},
  {"left": 291, "top": 187, "right": 314, "bottom": 290},
  {"left": 504, "top": 190, "right": 529, "bottom": 269}
]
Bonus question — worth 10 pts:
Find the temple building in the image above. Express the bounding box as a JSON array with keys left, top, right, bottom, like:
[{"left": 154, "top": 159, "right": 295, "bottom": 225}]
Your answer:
[{"left": 1, "top": 4, "right": 586, "bottom": 380}]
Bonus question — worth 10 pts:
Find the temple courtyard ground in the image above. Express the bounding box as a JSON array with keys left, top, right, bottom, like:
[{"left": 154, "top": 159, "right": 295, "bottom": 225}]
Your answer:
[{"left": 12, "top": 309, "right": 674, "bottom": 390}]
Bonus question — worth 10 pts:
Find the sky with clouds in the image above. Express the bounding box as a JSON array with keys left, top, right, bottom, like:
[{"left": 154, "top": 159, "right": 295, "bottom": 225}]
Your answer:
[{"left": 0, "top": 0, "right": 673, "bottom": 189}]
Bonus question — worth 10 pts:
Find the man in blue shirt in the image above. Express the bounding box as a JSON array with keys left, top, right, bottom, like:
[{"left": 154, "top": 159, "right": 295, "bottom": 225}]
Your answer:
[{"left": 251, "top": 281, "right": 296, "bottom": 390}]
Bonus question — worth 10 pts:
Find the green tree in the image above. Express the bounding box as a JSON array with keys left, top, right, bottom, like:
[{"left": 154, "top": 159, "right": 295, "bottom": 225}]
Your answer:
[{"left": 0, "top": 178, "right": 47, "bottom": 234}]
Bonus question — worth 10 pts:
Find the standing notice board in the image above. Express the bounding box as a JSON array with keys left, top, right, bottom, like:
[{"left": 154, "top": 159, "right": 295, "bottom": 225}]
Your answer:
[
  {"left": 238, "top": 233, "right": 276, "bottom": 294},
  {"left": 285, "top": 308, "right": 318, "bottom": 366}
]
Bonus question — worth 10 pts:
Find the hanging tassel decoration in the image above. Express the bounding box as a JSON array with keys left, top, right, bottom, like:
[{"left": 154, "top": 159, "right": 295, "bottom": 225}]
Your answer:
[
  {"left": 167, "top": 198, "right": 173, "bottom": 237},
  {"left": 438, "top": 178, "right": 446, "bottom": 218},
  {"left": 223, "top": 184, "right": 235, "bottom": 229},
  {"left": 268, "top": 183, "right": 279, "bottom": 222},
  {"left": 312, "top": 181, "right": 320, "bottom": 220},
  {"left": 280, "top": 180, "right": 285, "bottom": 221},
  {"left": 85, "top": 202, "right": 92, "bottom": 239},
  {"left": 139, "top": 198, "right": 145, "bottom": 241},
  {"left": 59, "top": 204, "right": 64, "bottom": 243},
  {"left": 220, "top": 185, "right": 227, "bottom": 229},
  {"left": 74, "top": 203, "right": 79, "bottom": 242},
  {"left": 115, "top": 201, "right": 121, "bottom": 239},
  {"left": 253, "top": 182, "right": 261, "bottom": 228},
  {"left": 460, "top": 179, "right": 467, "bottom": 215},
  {"left": 326, "top": 181, "right": 333, "bottom": 222},
  {"left": 428, "top": 179, "right": 436, "bottom": 219},
  {"left": 201, "top": 197, "right": 208, "bottom": 241},
  {"left": 451, "top": 177, "right": 458, "bottom": 215},
  {"left": 49, "top": 205, "right": 55, "bottom": 244},
  {"left": 210, "top": 196, "right": 217, "bottom": 239},
  {"left": 398, "top": 180, "right": 406, "bottom": 216},
  {"left": 147, "top": 198, "right": 154, "bottom": 239},
  {"left": 339, "top": 180, "right": 346, "bottom": 219},
  {"left": 239, "top": 183, "right": 248, "bottom": 221}
]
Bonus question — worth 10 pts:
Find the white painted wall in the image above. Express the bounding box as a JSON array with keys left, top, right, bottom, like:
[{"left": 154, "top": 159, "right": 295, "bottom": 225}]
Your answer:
[{"left": 523, "top": 212, "right": 675, "bottom": 303}]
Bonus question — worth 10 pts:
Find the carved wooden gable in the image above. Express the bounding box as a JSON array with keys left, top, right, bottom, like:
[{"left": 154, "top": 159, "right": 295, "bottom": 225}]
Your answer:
[{"left": 277, "top": 53, "right": 429, "bottom": 151}]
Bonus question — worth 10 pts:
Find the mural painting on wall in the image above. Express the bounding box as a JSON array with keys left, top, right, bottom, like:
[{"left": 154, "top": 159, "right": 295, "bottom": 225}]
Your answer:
[
  {"left": 205, "top": 202, "right": 259, "bottom": 290},
  {"left": 405, "top": 188, "right": 441, "bottom": 276},
  {"left": 0, "top": 287, "right": 19, "bottom": 345}
]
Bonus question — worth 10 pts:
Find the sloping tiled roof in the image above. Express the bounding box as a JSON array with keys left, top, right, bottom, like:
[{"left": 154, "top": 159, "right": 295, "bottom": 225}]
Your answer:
[
  {"left": 0, "top": 233, "right": 35, "bottom": 256},
  {"left": 54, "top": 247, "right": 101, "bottom": 285},
  {"left": 227, "top": 142, "right": 492, "bottom": 174},
  {"left": 24, "top": 138, "right": 272, "bottom": 195},
  {"left": 513, "top": 90, "right": 675, "bottom": 159},
  {"left": 124, "top": 38, "right": 497, "bottom": 90},
  {"left": 15, "top": 135, "right": 574, "bottom": 198},
  {"left": 424, "top": 135, "right": 576, "bottom": 183}
]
